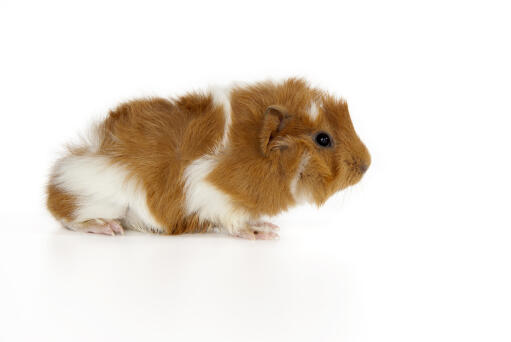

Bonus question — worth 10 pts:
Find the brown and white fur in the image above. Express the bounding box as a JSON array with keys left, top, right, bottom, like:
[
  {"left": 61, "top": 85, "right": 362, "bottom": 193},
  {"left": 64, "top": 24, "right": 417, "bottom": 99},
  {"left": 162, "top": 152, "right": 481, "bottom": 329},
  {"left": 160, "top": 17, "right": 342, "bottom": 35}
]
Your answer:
[{"left": 46, "top": 78, "right": 371, "bottom": 239}]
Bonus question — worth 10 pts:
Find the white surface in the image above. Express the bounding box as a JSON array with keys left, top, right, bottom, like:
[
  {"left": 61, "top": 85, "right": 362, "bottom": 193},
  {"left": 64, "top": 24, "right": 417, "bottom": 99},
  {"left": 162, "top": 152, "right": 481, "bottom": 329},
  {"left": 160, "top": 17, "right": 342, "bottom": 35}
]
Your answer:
[{"left": 1, "top": 1, "right": 510, "bottom": 341}]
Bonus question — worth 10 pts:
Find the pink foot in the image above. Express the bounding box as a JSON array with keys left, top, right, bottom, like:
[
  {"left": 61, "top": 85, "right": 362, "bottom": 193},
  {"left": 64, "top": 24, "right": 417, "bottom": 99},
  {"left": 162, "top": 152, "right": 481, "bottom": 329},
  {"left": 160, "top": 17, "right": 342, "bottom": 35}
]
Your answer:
[
  {"left": 253, "top": 230, "right": 279, "bottom": 240},
  {"left": 65, "top": 219, "right": 124, "bottom": 236},
  {"left": 106, "top": 220, "right": 124, "bottom": 235},
  {"left": 251, "top": 221, "right": 280, "bottom": 232},
  {"left": 234, "top": 230, "right": 279, "bottom": 240},
  {"left": 234, "top": 221, "right": 280, "bottom": 240}
]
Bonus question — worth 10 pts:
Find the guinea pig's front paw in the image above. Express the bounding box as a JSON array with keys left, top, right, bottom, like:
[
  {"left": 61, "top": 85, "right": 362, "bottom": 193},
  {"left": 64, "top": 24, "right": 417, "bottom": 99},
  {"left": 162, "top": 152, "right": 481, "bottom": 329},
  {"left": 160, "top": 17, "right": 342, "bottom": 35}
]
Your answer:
[
  {"left": 251, "top": 221, "right": 280, "bottom": 232},
  {"left": 233, "top": 222, "right": 280, "bottom": 240}
]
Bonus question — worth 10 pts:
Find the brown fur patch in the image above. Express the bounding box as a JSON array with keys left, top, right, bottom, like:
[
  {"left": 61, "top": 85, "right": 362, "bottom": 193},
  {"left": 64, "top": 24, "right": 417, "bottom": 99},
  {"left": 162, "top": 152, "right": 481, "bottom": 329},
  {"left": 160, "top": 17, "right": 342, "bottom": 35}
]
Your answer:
[
  {"left": 46, "top": 183, "right": 77, "bottom": 221},
  {"left": 94, "top": 94, "right": 225, "bottom": 234}
]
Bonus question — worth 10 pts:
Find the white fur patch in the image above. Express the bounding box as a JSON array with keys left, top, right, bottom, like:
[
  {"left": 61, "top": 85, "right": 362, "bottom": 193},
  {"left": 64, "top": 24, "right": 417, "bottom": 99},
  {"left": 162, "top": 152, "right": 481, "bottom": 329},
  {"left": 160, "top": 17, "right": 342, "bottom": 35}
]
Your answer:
[
  {"left": 307, "top": 101, "right": 320, "bottom": 120},
  {"left": 183, "top": 155, "right": 250, "bottom": 234},
  {"left": 290, "top": 154, "right": 313, "bottom": 204},
  {"left": 51, "top": 154, "right": 163, "bottom": 233},
  {"left": 208, "top": 85, "right": 232, "bottom": 151}
]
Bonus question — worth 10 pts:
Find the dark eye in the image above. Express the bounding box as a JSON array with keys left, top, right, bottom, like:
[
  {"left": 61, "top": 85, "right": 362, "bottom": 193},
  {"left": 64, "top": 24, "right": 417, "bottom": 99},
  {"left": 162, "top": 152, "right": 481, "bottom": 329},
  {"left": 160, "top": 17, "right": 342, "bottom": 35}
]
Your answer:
[{"left": 315, "top": 132, "right": 332, "bottom": 147}]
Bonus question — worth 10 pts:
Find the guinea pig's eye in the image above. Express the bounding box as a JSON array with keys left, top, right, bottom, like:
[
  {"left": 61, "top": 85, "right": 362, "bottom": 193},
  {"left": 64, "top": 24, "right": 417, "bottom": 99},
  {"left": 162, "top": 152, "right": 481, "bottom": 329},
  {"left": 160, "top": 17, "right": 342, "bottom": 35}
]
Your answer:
[{"left": 315, "top": 132, "right": 332, "bottom": 147}]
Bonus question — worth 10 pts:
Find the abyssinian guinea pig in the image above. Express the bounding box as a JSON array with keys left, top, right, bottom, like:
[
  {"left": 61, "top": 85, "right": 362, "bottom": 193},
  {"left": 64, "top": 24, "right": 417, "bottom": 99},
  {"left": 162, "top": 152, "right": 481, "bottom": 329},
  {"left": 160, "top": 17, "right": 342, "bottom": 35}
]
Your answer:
[{"left": 46, "top": 78, "right": 371, "bottom": 239}]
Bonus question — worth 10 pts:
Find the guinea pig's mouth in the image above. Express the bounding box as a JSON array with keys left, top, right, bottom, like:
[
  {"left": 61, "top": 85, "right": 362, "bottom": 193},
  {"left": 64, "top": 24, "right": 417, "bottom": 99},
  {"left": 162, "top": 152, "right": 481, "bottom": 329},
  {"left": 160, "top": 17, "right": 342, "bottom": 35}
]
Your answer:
[
  {"left": 347, "top": 173, "right": 363, "bottom": 186},
  {"left": 344, "top": 160, "right": 368, "bottom": 186}
]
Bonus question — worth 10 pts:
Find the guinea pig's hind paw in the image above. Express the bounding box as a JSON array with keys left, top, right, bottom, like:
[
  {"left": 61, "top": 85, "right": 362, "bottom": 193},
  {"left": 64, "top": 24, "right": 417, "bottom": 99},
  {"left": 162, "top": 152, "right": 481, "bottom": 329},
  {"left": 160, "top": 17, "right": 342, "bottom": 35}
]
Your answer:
[
  {"left": 105, "top": 219, "right": 124, "bottom": 235},
  {"left": 66, "top": 219, "right": 124, "bottom": 236}
]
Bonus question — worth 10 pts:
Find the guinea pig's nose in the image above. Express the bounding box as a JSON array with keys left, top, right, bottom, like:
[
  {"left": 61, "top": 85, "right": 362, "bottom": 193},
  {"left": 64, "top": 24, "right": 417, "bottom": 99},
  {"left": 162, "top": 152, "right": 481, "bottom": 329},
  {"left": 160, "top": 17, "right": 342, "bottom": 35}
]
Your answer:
[{"left": 359, "top": 163, "right": 369, "bottom": 174}]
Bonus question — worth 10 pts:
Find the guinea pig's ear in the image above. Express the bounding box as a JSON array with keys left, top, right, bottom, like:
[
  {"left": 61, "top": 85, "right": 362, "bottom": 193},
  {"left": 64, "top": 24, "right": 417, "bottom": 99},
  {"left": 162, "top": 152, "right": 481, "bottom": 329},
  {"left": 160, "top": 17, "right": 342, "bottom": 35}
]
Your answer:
[{"left": 259, "top": 105, "right": 291, "bottom": 155}]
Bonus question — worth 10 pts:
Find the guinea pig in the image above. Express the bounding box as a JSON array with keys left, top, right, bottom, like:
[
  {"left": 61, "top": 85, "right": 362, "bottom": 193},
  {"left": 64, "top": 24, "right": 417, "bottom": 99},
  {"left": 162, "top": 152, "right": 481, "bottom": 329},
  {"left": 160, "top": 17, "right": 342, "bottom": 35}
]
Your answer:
[{"left": 46, "top": 78, "right": 371, "bottom": 239}]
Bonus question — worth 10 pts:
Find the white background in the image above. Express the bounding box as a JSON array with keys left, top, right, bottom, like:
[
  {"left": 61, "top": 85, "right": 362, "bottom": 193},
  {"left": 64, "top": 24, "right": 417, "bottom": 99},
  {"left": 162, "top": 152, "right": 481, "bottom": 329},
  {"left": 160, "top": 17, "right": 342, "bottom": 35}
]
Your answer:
[{"left": 1, "top": 1, "right": 510, "bottom": 341}]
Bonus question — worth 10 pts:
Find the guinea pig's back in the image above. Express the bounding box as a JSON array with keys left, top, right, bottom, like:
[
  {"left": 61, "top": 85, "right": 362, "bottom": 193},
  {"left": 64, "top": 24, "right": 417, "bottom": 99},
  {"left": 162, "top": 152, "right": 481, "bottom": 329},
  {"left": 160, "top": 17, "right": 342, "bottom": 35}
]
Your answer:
[{"left": 100, "top": 94, "right": 226, "bottom": 165}]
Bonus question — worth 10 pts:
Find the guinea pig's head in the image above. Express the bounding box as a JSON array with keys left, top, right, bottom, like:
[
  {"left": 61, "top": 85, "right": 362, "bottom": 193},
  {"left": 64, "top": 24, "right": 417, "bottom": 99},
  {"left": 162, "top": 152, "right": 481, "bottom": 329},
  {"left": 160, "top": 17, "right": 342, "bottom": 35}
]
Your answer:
[{"left": 259, "top": 89, "right": 371, "bottom": 206}]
